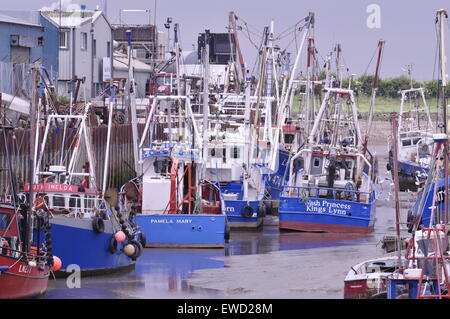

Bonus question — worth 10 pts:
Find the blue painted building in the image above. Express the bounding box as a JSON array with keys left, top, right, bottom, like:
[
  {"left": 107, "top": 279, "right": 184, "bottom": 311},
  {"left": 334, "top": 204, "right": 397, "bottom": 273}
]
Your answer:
[{"left": 0, "top": 11, "right": 58, "bottom": 73}]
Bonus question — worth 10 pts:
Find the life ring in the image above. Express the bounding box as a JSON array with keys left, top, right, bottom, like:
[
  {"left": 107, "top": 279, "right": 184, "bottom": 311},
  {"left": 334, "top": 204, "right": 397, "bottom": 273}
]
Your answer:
[
  {"left": 241, "top": 205, "right": 254, "bottom": 219},
  {"left": 1, "top": 239, "right": 10, "bottom": 256},
  {"left": 109, "top": 237, "right": 118, "bottom": 254},
  {"left": 92, "top": 217, "right": 105, "bottom": 233}
]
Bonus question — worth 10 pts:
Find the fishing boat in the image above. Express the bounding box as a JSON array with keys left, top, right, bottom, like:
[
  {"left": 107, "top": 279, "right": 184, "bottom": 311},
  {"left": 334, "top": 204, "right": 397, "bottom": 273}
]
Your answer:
[
  {"left": 0, "top": 126, "right": 51, "bottom": 298},
  {"left": 203, "top": 121, "right": 267, "bottom": 229},
  {"left": 119, "top": 27, "right": 227, "bottom": 248},
  {"left": 279, "top": 86, "right": 378, "bottom": 233},
  {"left": 344, "top": 256, "right": 407, "bottom": 299},
  {"left": 386, "top": 65, "right": 434, "bottom": 191},
  {"left": 344, "top": 113, "right": 407, "bottom": 299},
  {"left": 20, "top": 78, "right": 143, "bottom": 275}
]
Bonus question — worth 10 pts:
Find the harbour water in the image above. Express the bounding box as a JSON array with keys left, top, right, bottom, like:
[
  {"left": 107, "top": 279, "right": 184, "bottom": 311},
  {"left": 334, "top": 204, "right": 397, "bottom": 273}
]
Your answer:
[{"left": 45, "top": 225, "right": 378, "bottom": 299}]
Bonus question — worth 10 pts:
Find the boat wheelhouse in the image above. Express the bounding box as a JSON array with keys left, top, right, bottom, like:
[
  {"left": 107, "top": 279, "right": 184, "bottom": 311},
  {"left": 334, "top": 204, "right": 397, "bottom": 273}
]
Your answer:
[{"left": 387, "top": 85, "right": 434, "bottom": 191}]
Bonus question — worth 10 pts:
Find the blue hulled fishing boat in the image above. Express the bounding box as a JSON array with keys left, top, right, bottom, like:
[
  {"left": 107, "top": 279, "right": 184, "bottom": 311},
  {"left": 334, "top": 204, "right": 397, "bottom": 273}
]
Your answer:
[
  {"left": 24, "top": 93, "right": 143, "bottom": 275},
  {"left": 279, "top": 87, "right": 378, "bottom": 233}
]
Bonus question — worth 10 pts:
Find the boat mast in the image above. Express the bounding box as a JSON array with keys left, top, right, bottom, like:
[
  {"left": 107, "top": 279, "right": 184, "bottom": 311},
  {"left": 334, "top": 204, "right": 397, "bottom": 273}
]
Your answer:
[
  {"left": 26, "top": 63, "right": 40, "bottom": 252},
  {"left": 437, "top": 9, "right": 449, "bottom": 224},
  {"left": 364, "top": 40, "right": 385, "bottom": 153},
  {"left": 437, "top": 9, "right": 448, "bottom": 135},
  {"left": 331, "top": 44, "right": 342, "bottom": 148},
  {"left": 229, "top": 12, "right": 246, "bottom": 84},
  {"left": 102, "top": 68, "right": 116, "bottom": 195},
  {"left": 264, "top": 21, "right": 274, "bottom": 145},
  {"left": 243, "top": 71, "right": 251, "bottom": 199},
  {"left": 174, "top": 23, "right": 184, "bottom": 144},
  {"left": 304, "top": 36, "right": 316, "bottom": 137},
  {"left": 201, "top": 30, "right": 210, "bottom": 180},
  {"left": 270, "top": 12, "right": 314, "bottom": 171},
  {"left": 126, "top": 30, "right": 140, "bottom": 175}
]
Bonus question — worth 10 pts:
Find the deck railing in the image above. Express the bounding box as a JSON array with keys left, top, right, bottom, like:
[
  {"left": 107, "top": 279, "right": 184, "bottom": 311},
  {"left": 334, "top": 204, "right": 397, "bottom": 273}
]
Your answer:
[{"left": 281, "top": 185, "right": 375, "bottom": 203}]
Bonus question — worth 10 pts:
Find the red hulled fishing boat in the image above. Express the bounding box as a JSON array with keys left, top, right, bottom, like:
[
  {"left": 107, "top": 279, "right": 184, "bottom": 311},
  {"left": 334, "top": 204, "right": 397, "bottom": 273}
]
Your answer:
[{"left": 0, "top": 126, "right": 53, "bottom": 298}]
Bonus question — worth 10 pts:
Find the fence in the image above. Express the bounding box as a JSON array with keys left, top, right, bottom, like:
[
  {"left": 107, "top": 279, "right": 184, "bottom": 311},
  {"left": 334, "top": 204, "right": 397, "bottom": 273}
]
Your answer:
[{"left": 0, "top": 61, "right": 32, "bottom": 99}]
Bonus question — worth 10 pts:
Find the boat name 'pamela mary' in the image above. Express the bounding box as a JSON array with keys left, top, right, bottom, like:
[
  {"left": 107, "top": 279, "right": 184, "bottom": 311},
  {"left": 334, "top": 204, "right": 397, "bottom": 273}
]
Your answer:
[{"left": 149, "top": 219, "right": 193, "bottom": 224}]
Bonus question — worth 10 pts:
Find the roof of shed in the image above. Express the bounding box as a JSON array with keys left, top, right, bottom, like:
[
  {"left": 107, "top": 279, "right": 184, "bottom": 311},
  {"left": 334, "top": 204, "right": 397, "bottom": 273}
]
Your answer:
[{"left": 0, "top": 13, "right": 42, "bottom": 28}]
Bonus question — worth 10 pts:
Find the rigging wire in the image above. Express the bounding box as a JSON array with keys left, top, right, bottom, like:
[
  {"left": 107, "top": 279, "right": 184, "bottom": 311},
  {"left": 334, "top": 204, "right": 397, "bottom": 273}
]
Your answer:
[{"left": 362, "top": 44, "right": 379, "bottom": 77}]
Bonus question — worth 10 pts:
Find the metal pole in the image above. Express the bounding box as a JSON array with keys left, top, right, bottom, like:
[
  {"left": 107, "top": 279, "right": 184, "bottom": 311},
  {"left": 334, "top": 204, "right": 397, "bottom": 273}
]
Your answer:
[
  {"left": 390, "top": 112, "right": 403, "bottom": 274},
  {"left": 102, "top": 88, "right": 114, "bottom": 196},
  {"left": 445, "top": 141, "right": 449, "bottom": 224},
  {"left": 201, "top": 30, "right": 210, "bottom": 180}
]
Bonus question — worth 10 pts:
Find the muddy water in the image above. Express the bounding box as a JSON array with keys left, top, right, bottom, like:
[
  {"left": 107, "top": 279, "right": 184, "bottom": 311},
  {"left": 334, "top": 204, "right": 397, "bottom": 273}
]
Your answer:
[{"left": 46, "top": 121, "right": 413, "bottom": 299}]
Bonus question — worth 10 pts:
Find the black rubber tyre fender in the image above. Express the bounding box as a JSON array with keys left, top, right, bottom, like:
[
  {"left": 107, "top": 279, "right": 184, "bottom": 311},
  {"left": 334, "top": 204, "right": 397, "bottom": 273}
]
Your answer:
[
  {"left": 258, "top": 203, "right": 266, "bottom": 217},
  {"left": 92, "top": 217, "right": 105, "bottom": 233},
  {"left": 224, "top": 223, "right": 230, "bottom": 242},
  {"left": 139, "top": 232, "right": 147, "bottom": 248},
  {"left": 109, "top": 237, "right": 118, "bottom": 254},
  {"left": 241, "top": 205, "right": 254, "bottom": 219}
]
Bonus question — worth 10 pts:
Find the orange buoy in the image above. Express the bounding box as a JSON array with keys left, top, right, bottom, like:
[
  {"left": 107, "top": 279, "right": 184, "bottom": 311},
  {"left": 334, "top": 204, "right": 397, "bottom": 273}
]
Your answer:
[
  {"left": 51, "top": 256, "right": 62, "bottom": 271},
  {"left": 1, "top": 239, "right": 10, "bottom": 256}
]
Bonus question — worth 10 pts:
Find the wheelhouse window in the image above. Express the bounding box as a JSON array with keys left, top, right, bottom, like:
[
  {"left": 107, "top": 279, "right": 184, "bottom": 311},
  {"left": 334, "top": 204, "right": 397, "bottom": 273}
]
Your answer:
[
  {"left": 345, "top": 160, "right": 353, "bottom": 169},
  {"left": 284, "top": 133, "right": 294, "bottom": 144},
  {"left": 154, "top": 159, "right": 169, "bottom": 174},
  {"left": 211, "top": 148, "right": 224, "bottom": 158},
  {"left": 84, "top": 196, "right": 94, "bottom": 209},
  {"left": 53, "top": 194, "right": 66, "bottom": 209},
  {"left": 0, "top": 213, "right": 10, "bottom": 230},
  {"left": 69, "top": 195, "right": 81, "bottom": 209},
  {"left": 402, "top": 139, "right": 412, "bottom": 147},
  {"left": 313, "top": 158, "right": 321, "bottom": 167},
  {"left": 232, "top": 146, "right": 240, "bottom": 159}
]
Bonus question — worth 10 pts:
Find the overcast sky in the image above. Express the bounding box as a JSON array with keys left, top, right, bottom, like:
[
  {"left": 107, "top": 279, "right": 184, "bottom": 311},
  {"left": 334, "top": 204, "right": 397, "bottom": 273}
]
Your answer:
[{"left": 3, "top": 0, "right": 450, "bottom": 81}]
